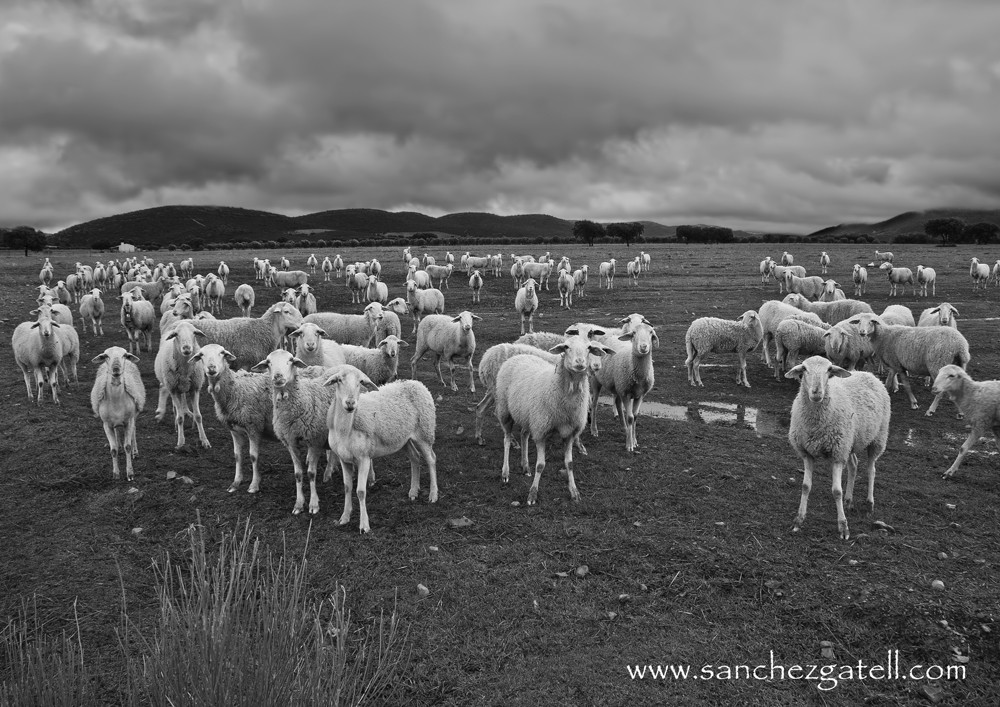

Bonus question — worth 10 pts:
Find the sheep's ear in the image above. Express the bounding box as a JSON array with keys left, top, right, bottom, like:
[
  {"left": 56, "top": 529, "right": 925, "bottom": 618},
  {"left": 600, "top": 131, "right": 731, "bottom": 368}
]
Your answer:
[
  {"left": 451, "top": 315, "right": 462, "bottom": 322},
  {"left": 591, "top": 343, "right": 617, "bottom": 356},
  {"left": 618, "top": 332, "right": 634, "bottom": 341},
  {"left": 250, "top": 360, "right": 268, "bottom": 373},
  {"left": 589, "top": 327, "right": 607, "bottom": 338},
  {"left": 951, "top": 307, "right": 960, "bottom": 317},
  {"left": 360, "top": 375, "right": 378, "bottom": 391},
  {"left": 549, "top": 342, "right": 570, "bottom": 355},
  {"left": 125, "top": 352, "right": 140, "bottom": 363},
  {"left": 564, "top": 326, "right": 580, "bottom": 336},
  {"left": 828, "top": 365, "right": 851, "bottom": 379},
  {"left": 927, "top": 307, "right": 940, "bottom": 315},
  {"left": 192, "top": 328, "right": 206, "bottom": 339},
  {"left": 29, "top": 308, "right": 39, "bottom": 315},
  {"left": 472, "top": 314, "right": 482, "bottom": 321},
  {"left": 316, "top": 327, "right": 328, "bottom": 338},
  {"left": 92, "top": 353, "right": 109, "bottom": 363},
  {"left": 323, "top": 372, "right": 344, "bottom": 386},
  {"left": 51, "top": 321, "right": 61, "bottom": 328},
  {"left": 784, "top": 364, "right": 806, "bottom": 380},
  {"left": 396, "top": 339, "right": 409, "bottom": 348},
  {"left": 291, "top": 357, "right": 308, "bottom": 369},
  {"left": 188, "top": 351, "right": 204, "bottom": 363},
  {"left": 651, "top": 330, "right": 660, "bottom": 347}
]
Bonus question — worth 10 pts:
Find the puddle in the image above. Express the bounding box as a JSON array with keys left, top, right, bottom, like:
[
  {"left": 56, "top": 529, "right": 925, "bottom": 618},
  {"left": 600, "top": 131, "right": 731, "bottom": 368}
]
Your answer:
[{"left": 597, "top": 397, "right": 788, "bottom": 437}]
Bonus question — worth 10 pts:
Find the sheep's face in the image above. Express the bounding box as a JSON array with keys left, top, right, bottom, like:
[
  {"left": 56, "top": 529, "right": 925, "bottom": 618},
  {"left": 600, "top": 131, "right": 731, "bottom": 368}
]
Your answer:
[
  {"left": 291, "top": 324, "right": 325, "bottom": 354},
  {"left": 931, "top": 365, "right": 966, "bottom": 396},
  {"left": 190, "top": 344, "right": 235, "bottom": 381},
  {"left": 452, "top": 311, "right": 481, "bottom": 332},
  {"left": 378, "top": 335, "right": 406, "bottom": 359},
  {"left": 251, "top": 349, "right": 306, "bottom": 393},
  {"left": 324, "top": 368, "right": 377, "bottom": 413},
  {"left": 785, "top": 355, "right": 851, "bottom": 401},
  {"left": 94, "top": 346, "right": 137, "bottom": 382},
  {"left": 365, "top": 303, "right": 385, "bottom": 322},
  {"left": 165, "top": 322, "right": 204, "bottom": 358},
  {"left": 850, "top": 313, "right": 881, "bottom": 339},
  {"left": 619, "top": 322, "right": 658, "bottom": 356},
  {"left": 32, "top": 317, "right": 58, "bottom": 340}
]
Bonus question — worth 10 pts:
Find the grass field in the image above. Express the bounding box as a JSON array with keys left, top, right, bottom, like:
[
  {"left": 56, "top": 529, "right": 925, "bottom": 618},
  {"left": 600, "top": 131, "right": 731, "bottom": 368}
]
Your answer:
[{"left": 1, "top": 242, "right": 998, "bottom": 705}]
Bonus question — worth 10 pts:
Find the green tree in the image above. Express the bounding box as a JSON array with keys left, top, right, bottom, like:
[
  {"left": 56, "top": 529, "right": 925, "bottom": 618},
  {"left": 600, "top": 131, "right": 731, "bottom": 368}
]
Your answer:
[
  {"left": 573, "top": 219, "right": 605, "bottom": 246},
  {"left": 606, "top": 222, "right": 644, "bottom": 247},
  {"left": 965, "top": 221, "right": 1000, "bottom": 245},
  {"left": 2, "top": 226, "right": 47, "bottom": 254},
  {"left": 924, "top": 217, "right": 966, "bottom": 244}
]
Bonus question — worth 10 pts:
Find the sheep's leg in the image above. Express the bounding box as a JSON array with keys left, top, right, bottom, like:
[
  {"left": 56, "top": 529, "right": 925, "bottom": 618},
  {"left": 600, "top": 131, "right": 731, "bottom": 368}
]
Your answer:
[
  {"left": 289, "top": 447, "right": 307, "bottom": 515},
  {"left": 792, "top": 455, "right": 814, "bottom": 533},
  {"left": 228, "top": 429, "right": 246, "bottom": 492},
  {"left": 123, "top": 418, "right": 137, "bottom": 481},
  {"left": 563, "top": 436, "right": 580, "bottom": 501},
  {"left": 356, "top": 457, "right": 373, "bottom": 533},
  {"left": 500, "top": 429, "right": 513, "bottom": 483},
  {"left": 170, "top": 392, "right": 188, "bottom": 448},
  {"left": 404, "top": 439, "right": 422, "bottom": 500},
  {"left": 843, "top": 452, "right": 858, "bottom": 511},
  {"left": 104, "top": 422, "right": 121, "bottom": 480},
  {"left": 942, "top": 427, "right": 983, "bottom": 478},
  {"left": 97, "top": 317, "right": 104, "bottom": 336},
  {"left": 528, "top": 313, "right": 534, "bottom": 334},
  {"left": 431, "top": 353, "right": 447, "bottom": 388},
  {"left": 338, "top": 460, "right": 355, "bottom": 526},
  {"left": 893, "top": 373, "right": 919, "bottom": 410},
  {"left": 520, "top": 315, "right": 526, "bottom": 336},
  {"left": 47, "top": 365, "right": 60, "bottom": 404},
  {"left": 155, "top": 385, "right": 170, "bottom": 422},
  {"left": 445, "top": 357, "right": 458, "bottom": 391},
  {"left": 630, "top": 397, "right": 642, "bottom": 450},
  {"left": 526, "top": 439, "right": 547, "bottom": 505},
  {"left": 19, "top": 365, "right": 34, "bottom": 401},
  {"left": 189, "top": 389, "right": 212, "bottom": 448},
  {"left": 589, "top": 382, "right": 602, "bottom": 437},
  {"left": 306, "top": 446, "right": 321, "bottom": 515},
  {"left": 925, "top": 390, "right": 948, "bottom": 416},
  {"left": 520, "top": 430, "right": 531, "bottom": 475},
  {"left": 467, "top": 359, "right": 475, "bottom": 393},
  {"left": 761, "top": 334, "right": 773, "bottom": 366},
  {"left": 474, "top": 389, "right": 494, "bottom": 445}
]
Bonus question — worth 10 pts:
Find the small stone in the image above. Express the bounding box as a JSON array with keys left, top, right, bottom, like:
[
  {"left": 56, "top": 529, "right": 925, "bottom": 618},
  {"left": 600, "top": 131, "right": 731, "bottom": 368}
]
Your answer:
[
  {"left": 938, "top": 552, "right": 948, "bottom": 560},
  {"left": 945, "top": 503, "right": 956, "bottom": 510},
  {"left": 954, "top": 655, "right": 969, "bottom": 664},
  {"left": 127, "top": 487, "right": 140, "bottom": 494},
  {"left": 939, "top": 620, "right": 949, "bottom": 628},
  {"left": 607, "top": 611, "right": 618, "bottom": 620},
  {"left": 417, "top": 583, "right": 430, "bottom": 598},
  {"left": 554, "top": 571, "right": 569, "bottom": 578},
  {"left": 447, "top": 516, "right": 473, "bottom": 528},
  {"left": 848, "top": 559, "right": 859, "bottom": 566},
  {"left": 921, "top": 683, "right": 944, "bottom": 704},
  {"left": 180, "top": 475, "right": 194, "bottom": 485},
  {"left": 511, "top": 501, "right": 520, "bottom": 507},
  {"left": 633, "top": 521, "right": 642, "bottom": 527},
  {"left": 950, "top": 522, "right": 961, "bottom": 529},
  {"left": 533, "top": 599, "right": 539, "bottom": 612},
  {"left": 428, "top": 546, "right": 439, "bottom": 552},
  {"left": 455, "top": 426, "right": 464, "bottom": 435},
  {"left": 131, "top": 527, "right": 143, "bottom": 536},
  {"left": 166, "top": 471, "right": 177, "bottom": 480},
  {"left": 576, "top": 565, "right": 589, "bottom": 578},
  {"left": 931, "top": 579, "right": 946, "bottom": 591},
  {"left": 618, "top": 593, "right": 631, "bottom": 601},
  {"left": 715, "top": 522, "right": 725, "bottom": 527}
]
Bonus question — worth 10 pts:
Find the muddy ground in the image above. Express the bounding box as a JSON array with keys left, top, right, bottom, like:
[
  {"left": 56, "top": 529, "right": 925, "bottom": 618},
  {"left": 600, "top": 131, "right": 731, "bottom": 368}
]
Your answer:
[{"left": 1, "top": 242, "right": 997, "bottom": 705}]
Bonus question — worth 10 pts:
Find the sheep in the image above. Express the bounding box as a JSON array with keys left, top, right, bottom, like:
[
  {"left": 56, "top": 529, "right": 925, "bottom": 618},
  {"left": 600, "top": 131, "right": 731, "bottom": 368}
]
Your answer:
[
  {"left": 599, "top": 259, "right": 617, "bottom": 289},
  {"left": 931, "top": 366, "right": 1000, "bottom": 479},
  {"left": 403, "top": 281, "right": 446, "bottom": 334},
  {"left": 521, "top": 260, "right": 552, "bottom": 290},
  {"left": 684, "top": 311, "right": 762, "bottom": 388},
  {"left": 626, "top": 258, "right": 641, "bottom": 286},
  {"left": 768, "top": 262, "right": 806, "bottom": 293},
  {"left": 785, "top": 356, "right": 890, "bottom": 540},
  {"left": 556, "top": 256, "right": 571, "bottom": 273},
  {"left": 278, "top": 256, "right": 290, "bottom": 270},
  {"left": 217, "top": 260, "right": 230, "bottom": 284},
  {"left": 573, "top": 265, "right": 589, "bottom": 297},
  {"left": 515, "top": 331, "right": 566, "bottom": 350},
  {"left": 154, "top": 320, "right": 211, "bottom": 449},
  {"left": 822, "top": 320, "right": 873, "bottom": 372},
  {"left": 591, "top": 321, "right": 659, "bottom": 452},
  {"left": 90, "top": 346, "right": 145, "bottom": 481},
  {"left": 819, "top": 279, "right": 846, "bottom": 302},
  {"left": 159, "top": 293, "right": 194, "bottom": 332},
  {"left": 880, "top": 304, "right": 915, "bottom": 327},
  {"left": 773, "top": 318, "right": 829, "bottom": 380},
  {"left": 780, "top": 251, "right": 794, "bottom": 266},
  {"left": 341, "top": 335, "right": 408, "bottom": 385},
  {"left": 321, "top": 257, "right": 333, "bottom": 281},
  {"left": 289, "top": 322, "right": 348, "bottom": 368},
  {"left": 369, "top": 258, "right": 382, "bottom": 279},
  {"left": 234, "top": 283, "right": 255, "bottom": 317},
  {"left": 474, "top": 342, "right": 560, "bottom": 446},
  {"left": 759, "top": 256, "right": 773, "bottom": 285},
  {"left": 425, "top": 263, "right": 453, "bottom": 289},
  {"left": 557, "top": 270, "right": 575, "bottom": 308},
  {"left": 159, "top": 282, "right": 187, "bottom": 315},
  {"left": 918, "top": 303, "right": 959, "bottom": 329},
  {"left": 874, "top": 250, "right": 894, "bottom": 264},
  {"left": 782, "top": 293, "right": 873, "bottom": 325},
  {"left": 120, "top": 289, "right": 156, "bottom": 354},
  {"left": 970, "top": 257, "right": 990, "bottom": 290},
  {"left": 271, "top": 270, "right": 309, "bottom": 289},
  {"left": 515, "top": 278, "right": 539, "bottom": 335},
  {"left": 205, "top": 275, "right": 225, "bottom": 315},
  {"left": 11, "top": 316, "right": 66, "bottom": 404},
  {"left": 30, "top": 300, "right": 73, "bottom": 328},
  {"left": 121, "top": 278, "right": 168, "bottom": 303},
  {"left": 916, "top": 265, "right": 936, "bottom": 297},
  {"left": 195, "top": 302, "right": 304, "bottom": 370},
  {"left": 784, "top": 272, "right": 826, "bottom": 300},
  {"left": 641, "top": 251, "right": 651, "bottom": 271},
  {"left": 296, "top": 283, "right": 318, "bottom": 316},
  {"left": 819, "top": 251, "right": 831, "bottom": 274},
  {"left": 373, "top": 302, "right": 402, "bottom": 345},
  {"left": 852, "top": 264, "right": 868, "bottom": 296},
  {"left": 509, "top": 259, "right": 524, "bottom": 287},
  {"left": 332, "top": 255, "right": 343, "bottom": 278},
  {"left": 411, "top": 311, "right": 481, "bottom": 392},
  {"left": 365, "top": 275, "right": 389, "bottom": 304},
  {"left": 850, "top": 312, "right": 970, "bottom": 415},
  {"left": 53, "top": 280, "right": 72, "bottom": 307},
  {"left": 304, "top": 302, "right": 383, "bottom": 347},
  {"left": 349, "top": 271, "right": 368, "bottom": 304},
  {"left": 879, "top": 263, "right": 915, "bottom": 297},
  {"left": 469, "top": 270, "right": 483, "bottom": 303},
  {"left": 79, "top": 288, "right": 106, "bottom": 335},
  {"left": 464, "top": 253, "right": 490, "bottom": 272},
  {"left": 306, "top": 253, "right": 318, "bottom": 274},
  {"left": 758, "top": 299, "right": 828, "bottom": 367},
  {"left": 495, "top": 336, "right": 613, "bottom": 504},
  {"left": 993, "top": 259, "right": 1000, "bottom": 286}
]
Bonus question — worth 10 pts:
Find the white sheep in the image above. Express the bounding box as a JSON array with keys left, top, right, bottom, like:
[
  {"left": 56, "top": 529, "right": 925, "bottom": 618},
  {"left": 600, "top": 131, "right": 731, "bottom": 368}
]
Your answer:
[
  {"left": 641, "top": 251, "right": 651, "bottom": 271},
  {"left": 780, "top": 251, "right": 794, "bottom": 266},
  {"left": 916, "top": 265, "right": 936, "bottom": 297},
  {"left": 514, "top": 277, "right": 539, "bottom": 335},
  {"left": 591, "top": 321, "right": 659, "bottom": 451},
  {"left": 323, "top": 366, "right": 439, "bottom": 533},
  {"left": 373, "top": 302, "right": 402, "bottom": 345},
  {"left": 880, "top": 304, "right": 915, "bottom": 327},
  {"left": 786, "top": 356, "right": 890, "bottom": 540},
  {"left": 931, "top": 366, "right": 1000, "bottom": 479},
  {"left": 509, "top": 259, "right": 524, "bottom": 287},
  {"left": 305, "top": 302, "right": 384, "bottom": 347},
  {"left": 599, "top": 259, "right": 617, "bottom": 289},
  {"left": 271, "top": 270, "right": 309, "bottom": 289},
  {"left": 819, "top": 279, "right": 846, "bottom": 302},
  {"left": 573, "top": 265, "right": 589, "bottom": 298},
  {"left": 401, "top": 281, "right": 445, "bottom": 334},
  {"left": 626, "top": 257, "right": 641, "bottom": 286},
  {"left": 11, "top": 316, "right": 66, "bottom": 404},
  {"left": 90, "top": 346, "right": 145, "bottom": 481},
  {"left": 970, "top": 257, "right": 990, "bottom": 290},
  {"left": 425, "top": 263, "right": 453, "bottom": 289},
  {"left": 218, "top": 260, "right": 230, "bottom": 284},
  {"left": 495, "top": 336, "right": 612, "bottom": 504},
  {"left": 474, "top": 342, "right": 559, "bottom": 446},
  {"left": 289, "top": 322, "right": 347, "bottom": 368},
  {"left": 759, "top": 256, "right": 773, "bottom": 285},
  {"left": 469, "top": 270, "right": 483, "bottom": 303},
  {"left": 878, "top": 262, "right": 915, "bottom": 297},
  {"left": 79, "top": 288, "right": 105, "bottom": 335},
  {"left": 234, "top": 283, "right": 255, "bottom": 317},
  {"left": 349, "top": 271, "right": 368, "bottom": 304},
  {"left": 850, "top": 312, "right": 970, "bottom": 415},
  {"left": 410, "top": 311, "right": 481, "bottom": 392},
  {"left": 154, "top": 320, "right": 211, "bottom": 449},
  {"left": 296, "top": 283, "right": 318, "bottom": 316},
  {"left": 195, "top": 301, "right": 304, "bottom": 370},
  {"left": 34, "top": 304, "right": 80, "bottom": 387},
  {"left": 768, "top": 262, "right": 806, "bottom": 293},
  {"left": 784, "top": 272, "right": 826, "bottom": 300},
  {"left": 120, "top": 289, "right": 155, "bottom": 354},
  {"left": 557, "top": 270, "right": 575, "bottom": 308},
  {"left": 773, "top": 318, "right": 829, "bottom": 381},
  {"left": 322, "top": 256, "right": 333, "bottom": 281},
  {"left": 874, "top": 250, "right": 894, "bottom": 264},
  {"left": 852, "top": 264, "right": 867, "bottom": 297},
  {"left": 917, "top": 302, "right": 959, "bottom": 329},
  {"left": 822, "top": 321, "right": 872, "bottom": 371},
  {"left": 685, "top": 311, "right": 761, "bottom": 388},
  {"left": 203, "top": 275, "right": 225, "bottom": 315},
  {"left": 340, "top": 335, "right": 407, "bottom": 385},
  {"left": 782, "top": 293, "right": 873, "bottom": 325},
  {"left": 366, "top": 275, "right": 389, "bottom": 304},
  {"left": 333, "top": 255, "right": 344, "bottom": 278},
  {"left": 819, "top": 251, "right": 831, "bottom": 274},
  {"left": 758, "top": 299, "right": 827, "bottom": 367},
  {"left": 279, "top": 256, "right": 290, "bottom": 270},
  {"left": 306, "top": 253, "right": 318, "bottom": 274}
]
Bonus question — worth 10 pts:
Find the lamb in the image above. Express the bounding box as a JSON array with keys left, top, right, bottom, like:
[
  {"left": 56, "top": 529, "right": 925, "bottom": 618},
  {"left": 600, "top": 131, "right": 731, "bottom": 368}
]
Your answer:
[
  {"left": 495, "top": 336, "right": 612, "bottom": 504},
  {"left": 425, "top": 263, "right": 453, "bottom": 289},
  {"left": 120, "top": 289, "right": 155, "bottom": 354},
  {"left": 271, "top": 270, "right": 309, "bottom": 289},
  {"left": 121, "top": 278, "right": 168, "bottom": 303},
  {"left": 11, "top": 316, "right": 66, "bottom": 404},
  {"left": 874, "top": 250, "right": 894, "bottom": 264},
  {"left": 399, "top": 281, "right": 444, "bottom": 334},
  {"left": 323, "top": 366, "right": 439, "bottom": 533},
  {"left": 573, "top": 265, "right": 589, "bottom": 297},
  {"left": 592, "top": 321, "right": 659, "bottom": 451},
  {"left": 234, "top": 283, "right": 255, "bottom": 317},
  {"left": 521, "top": 260, "right": 552, "bottom": 290},
  {"left": 784, "top": 272, "right": 826, "bottom": 300},
  {"left": 820, "top": 251, "right": 831, "bottom": 274},
  {"left": 79, "top": 288, "right": 106, "bottom": 335},
  {"left": 970, "top": 257, "right": 990, "bottom": 290},
  {"left": 850, "top": 312, "right": 970, "bottom": 415},
  {"left": 851, "top": 264, "right": 868, "bottom": 297},
  {"left": 758, "top": 299, "right": 828, "bottom": 367},
  {"left": 759, "top": 256, "right": 773, "bottom": 285},
  {"left": 90, "top": 346, "right": 146, "bottom": 481},
  {"left": 304, "top": 302, "right": 384, "bottom": 347},
  {"left": 819, "top": 279, "right": 846, "bottom": 302},
  {"left": 684, "top": 311, "right": 762, "bottom": 387},
  {"left": 154, "top": 320, "right": 211, "bottom": 449},
  {"left": 916, "top": 265, "right": 936, "bottom": 297},
  {"left": 509, "top": 259, "right": 524, "bottom": 287},
  {"left": 411, "top": 310, "right": 481, "bottom": 392},
  {"left": 768, "top": 262, "right": 806, "bottom": 293},
  {"left": 931, "top": 366, "right": 1000, "bottom": 479},
  {"left": 879, "top": 263, "right": 915, "bottom": 297},
  {"left": 785, "top": 356, "right": 890, "bottom": 540},
  {"left": 641, "top": 251, "right": 651, "bottom": 271},
  {"left": 599, "top": 259, "right": 617, "bottom": 289},
  {"left": 822, "top": 321, "right": 872, "bottom": 371},
  {"left": 469, "top": 270, "right": 483, "bottom": 303},
  {"left": 557, "top": 270, "right": 575, "bottom": 308},
  {"left": 880, "top": 304, "right": 915, "bottom": 327},
  {"left": 780, "top": 251, "right": 794, "bottom": 266},
  {"left": 626, "top": 258, "right": 641, "bottom": 286},
  {"left": 917, "top": 303, "right": 959, "bottom": 329},
  {"left": 349, "top": 271, "right": 368, "bottom": 304},
  {"left": 782, "top": 293, "right": 873, "bottom": 325},
  {"left": 515, "top": 278, "right": 539, "bottom": 335},
  {"left": 322, "top": 257, "right": 333, "bottom": 281},
  {"left": 306, "top": 254, "right": 318, "bottom": 274},
  {"left": 373, "top": 303, "right": 402, "bottom": 345},
  {"left": 340, "top": 335, "right": 407, "bottom": 385},
  {"left": 195, "top": 302, "right": 304, "bottom": 370},
  {"left": 773, "top": 318, "right": 829, "bottom": 380}
]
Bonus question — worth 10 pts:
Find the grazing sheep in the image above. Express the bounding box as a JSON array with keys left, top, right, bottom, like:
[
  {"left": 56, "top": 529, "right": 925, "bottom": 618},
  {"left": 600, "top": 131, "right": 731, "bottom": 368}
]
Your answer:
[
  {"left": 591, "top": 322, "right": 658, "bottom": 452},
  {"left": 464, "top": 253, "right": 491, "bottom": 273},
  {"left": 515, "top": 331, "right": 566, "bottom": 350},
  {"left": 599, "top": 259, "right": 617, "bottom": 289},
  {"left": 685, "top": 311, "right": 762, "bottom": 387},
  {"left": 411, "top": 311, "right": 481, "bottom": 392},
  {"left": 782, "top": 293, "right": 873, "bottom": 325},
  {"left": 323, "top": 366, "right": 438, "bottom": 533},
  {"left": 365, "top": 275, "right": 389, "bottom": 304},
  {"left": 786, "top": 356, "right": 890, "bottom": 540},
  {"left": 271, "top": 270, "right": 309, "bottom": 289},
  {"left": 784, "top": 272, "right": 827, "bottom": 300},
  {"left": 970, "top": 257, "right": 990, "bottom": 290},
  {"left": 11, "top": 317, "right": 66, "bottom": 404},
  {"left": 79, "top": 288, "right": 106, "bottom": 335},
  {"left": 773, "top": 318, "right": 829, "bottom": 380},
  {"left": 515, "top": 278, "right": 539, "bottom": 335},
  {"left": 780, "top": 251, "right": 794, "bottom": 266},
  {"left": 819, "top": 279, "right": 846, "bottom": 302},
  {"left": 820, "top": 251, "right": 831, "bottom": 274},
  {"left": 880, "top": 304, "right": 915, "bottom": 327},
  {"left": 521, "top": 260, "right": 552, "bottom": 290},
  {"left": 823, "top": 321, "right": 872, "bottom": 372},
  {"left": 195, "top": 302, "right": 304, "bottom": 370},
  {"left": 120, "top": 289, "right": 156, "bottom": 354},
  {"left": 874, "top": 250, "right": 894, "bottom": 264},
  {"left": 305, "top": 302, "right": 384, "bottom": 347},
  {"left": 759, "top": 256, "right": 773, "bottom": 285},
  {"left": 90, "top": 346, "right": 145, "bottom": 481},
  {"left": 758, "top": 299, "right": 827, "bottom": 367},
  {"left": 469, "top": 270, "right": 483, "bottom": 303},
  {"left": 931, "top": 366, "right": 1000, "bottom": 479},
  {"left": 557, "top": 270, "right": 575, "bottom": 308},
  {"left": 850, "top": 312, "right": 970, "bottom": 415},
  {"left": 879, "top": 263, "right": 915, "bottom": 297},
  {"left": 495, "top": 336, "right": 612, "bottom": 504},
  {"left": 917, "top": 303, "right": 959, "bottom": 329},
  {"left": 573, "top": 265, "right": 589, "bottom": 297},
  {"left": 916, "top": 265, "right": 936, "bottom": 297},
  {"left": 403, "top": 281, "right": 446, "bottom": 334},
  {"left": 234, "top": 283, "right": 255, "bottom": 317},
  {"left": 154, "top": 320, "right": 211, "bottom": 449}
]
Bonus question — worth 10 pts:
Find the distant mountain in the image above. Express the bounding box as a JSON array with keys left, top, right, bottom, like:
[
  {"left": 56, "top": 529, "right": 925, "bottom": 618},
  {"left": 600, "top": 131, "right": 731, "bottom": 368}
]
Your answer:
[{"left": 810, "top": 208, "right": 1000, "bottom": 239}]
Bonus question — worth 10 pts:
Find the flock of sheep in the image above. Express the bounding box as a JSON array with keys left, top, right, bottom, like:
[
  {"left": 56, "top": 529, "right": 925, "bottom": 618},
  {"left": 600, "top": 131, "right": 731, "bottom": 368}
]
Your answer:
[
  {"left": 14, "top": 249, "right": 657, "bottom": 533},
  {"left": 683, "top": 248, "right": 1000, "bottom": 538}
]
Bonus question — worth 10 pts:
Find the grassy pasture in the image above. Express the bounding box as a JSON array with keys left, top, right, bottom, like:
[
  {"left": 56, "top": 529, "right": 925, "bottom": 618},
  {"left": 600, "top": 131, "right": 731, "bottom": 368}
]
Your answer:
[{"left": 1, "top": 242, "right": 998, "bottom": 705}]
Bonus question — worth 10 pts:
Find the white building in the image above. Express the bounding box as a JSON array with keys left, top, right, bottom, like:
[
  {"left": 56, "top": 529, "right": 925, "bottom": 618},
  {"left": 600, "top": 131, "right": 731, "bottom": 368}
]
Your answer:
[{"left": 118, "top": 242, "right": 136, "bottom": 253}]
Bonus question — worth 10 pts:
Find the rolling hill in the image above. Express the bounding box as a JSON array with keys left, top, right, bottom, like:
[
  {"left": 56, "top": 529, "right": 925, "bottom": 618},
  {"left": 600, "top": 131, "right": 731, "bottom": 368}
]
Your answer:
[{"left": 809, "top": 208, "right": 1000, "bottom": 239}]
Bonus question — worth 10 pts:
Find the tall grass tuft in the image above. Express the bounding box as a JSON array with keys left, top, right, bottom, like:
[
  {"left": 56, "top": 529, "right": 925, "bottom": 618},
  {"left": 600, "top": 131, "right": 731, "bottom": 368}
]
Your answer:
[
  {"left": 0, "top": 599, "right": 96, "bottom": 707},
  {"left": 120, "top": 519, "right": 408, "bottom": 706}
]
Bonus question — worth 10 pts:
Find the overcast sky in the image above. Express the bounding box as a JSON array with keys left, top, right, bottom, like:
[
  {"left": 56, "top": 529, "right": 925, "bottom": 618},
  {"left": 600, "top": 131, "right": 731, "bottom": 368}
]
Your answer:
[{"left": 2, "top": 0, "right": 1000, "bottom": 234}]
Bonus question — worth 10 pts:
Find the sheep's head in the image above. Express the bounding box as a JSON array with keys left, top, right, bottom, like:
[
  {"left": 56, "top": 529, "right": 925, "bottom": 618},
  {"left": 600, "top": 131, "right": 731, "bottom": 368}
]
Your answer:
[
  {"left": 521, "top": 278, "right": 537, "bottom": 297},
  {"left": 164, "top": 321, "right": 206, "bottom": 357},
  {"left": 848, "top": 312, "right": 882, "bottom": 339},
  {"left": 270, "top": 302, "right": 303, "bottom": 327},
  {"left": 931, "top": 365, "right": 968, "bottom": 396},
  {"left": 785, "top": 355, "right": 851, "bottom": 402},
  {"left": 364, "top": 301, "right": 385, "bottom": 323},
  {"left": 31, "top": 317, "right": 59, "bottom": 339},
  {"left": 377, "top": 335, "right": 407, "bottom": 359},
  {"left": 879, "top": 262, "right": 893, "bottom": 271},
  {"left": 189, "top": 343, "right": 236, "bottom": 383},
  {"left": 386, "top": 298, "right": 409, "bottom": 315},
  {"left": 251, "top": 349, "right": 308, "bottom": 395},
  {"left": 289, "top": 323, "right": 326, "bottom": 355},
  {"left": 323, "top": 365, "right": 378, "bottom": 413},
  {"left": 618, "top": 322, "right": 659, "bottom": 355},
  {"left": 93, "top": 346, "right": 138, "bottom": 383},
  {"left": 551, "top": 337, "right": 615, "bottom": 376},
  {"left": 452, "top": 311, "right": 481, "bottom": 332}
]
